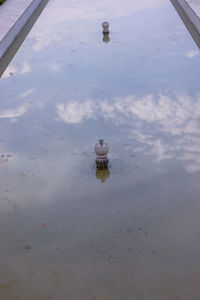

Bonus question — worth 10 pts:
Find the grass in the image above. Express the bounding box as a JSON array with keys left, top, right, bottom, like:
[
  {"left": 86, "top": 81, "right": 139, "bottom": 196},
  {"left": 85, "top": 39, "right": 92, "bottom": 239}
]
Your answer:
[{"left": 0, "top": 0, "right": 6, "bottom": 4}]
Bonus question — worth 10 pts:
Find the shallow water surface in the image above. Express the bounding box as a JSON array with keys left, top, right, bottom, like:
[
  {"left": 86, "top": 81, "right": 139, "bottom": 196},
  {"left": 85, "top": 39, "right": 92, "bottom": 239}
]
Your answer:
[{"left": 0, "top": 0, "right": 200, "bottom": 299}]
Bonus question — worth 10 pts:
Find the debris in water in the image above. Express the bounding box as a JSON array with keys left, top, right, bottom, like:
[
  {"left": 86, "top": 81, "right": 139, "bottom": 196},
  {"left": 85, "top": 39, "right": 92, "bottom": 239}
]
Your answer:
[{"left": 24, "top": 246, "right": 32, "bottom": 250}]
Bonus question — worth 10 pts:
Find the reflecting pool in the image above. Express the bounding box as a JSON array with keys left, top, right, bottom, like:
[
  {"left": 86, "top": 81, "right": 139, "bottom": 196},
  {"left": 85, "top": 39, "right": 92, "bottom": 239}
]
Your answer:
[{"left": 0, "top": 0, "right": 200, "bottom": 299}]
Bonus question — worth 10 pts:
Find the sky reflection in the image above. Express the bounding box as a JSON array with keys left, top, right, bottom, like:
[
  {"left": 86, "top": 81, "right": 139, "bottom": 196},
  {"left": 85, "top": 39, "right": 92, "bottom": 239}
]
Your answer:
[
  {"left": 1, "top": 1, "right": 200, "bottom": 298},
  {"left": 55, "top": 91, "right": 200, "bottom": 173},
  {"left": 0, "top": 105, "right": 27, "bottom": 118},
  {"left": 0, "top": 0, "right": 200, "bottom": 177},
  {"left": 28, "top": 0, "right": 168, "bottom": 51}
]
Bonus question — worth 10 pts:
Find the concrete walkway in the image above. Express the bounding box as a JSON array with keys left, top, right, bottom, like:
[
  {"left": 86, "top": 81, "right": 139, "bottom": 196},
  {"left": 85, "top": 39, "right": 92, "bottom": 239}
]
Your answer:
[
  {"left": 186, "top": 0, "right": 200, "bottom": 17},
  {"left": 0, "top": 0, "right": 46, "bottom": 61},
  {"left": 0, "top": 0, "right": 32, "bottom": 42}
]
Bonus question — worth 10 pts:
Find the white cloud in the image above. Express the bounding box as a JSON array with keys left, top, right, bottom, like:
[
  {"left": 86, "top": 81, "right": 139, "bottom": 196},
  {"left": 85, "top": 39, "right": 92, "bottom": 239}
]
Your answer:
[
  {"left": 57, "top": 100, "right": 95, "bottom": 124},
  {"left": 185, "top": 164, "right": 200, "bottom": 173},
  {"left": 57, "top": 92, "right": 200, "bottom": 172},
  {"left": 185, "top": 50, "right": 199, "bottom": 58},
  {"left": 19, "top": 89, "right": 35, "bottom": 99},
  {"left": 100, "top": 102, "right": 116, "bottom": 119},
  {"left": 20, "top": 62, "right": 31, "bottom": 74},
  {"left": 0, "top": 106, "right": 27, "bottom": 118}
]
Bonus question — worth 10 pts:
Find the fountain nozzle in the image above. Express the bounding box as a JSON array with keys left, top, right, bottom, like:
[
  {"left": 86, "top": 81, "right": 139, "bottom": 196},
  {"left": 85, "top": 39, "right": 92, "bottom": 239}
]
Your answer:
[
  {"left": 95, "top": 139, "right": 109, "bottom": 167},
  {"left": 102, "top": 22, "right": 109, "bottom": 34}
]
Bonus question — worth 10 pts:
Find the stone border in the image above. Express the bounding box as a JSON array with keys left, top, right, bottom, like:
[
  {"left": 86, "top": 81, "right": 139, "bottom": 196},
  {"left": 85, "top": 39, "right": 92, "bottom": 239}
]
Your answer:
[
  {"left": 0, "top": 0, "right": 45, "bottom": 60},
  {"left": 171, "top": 0, "right": 200, "bottom": 48}
]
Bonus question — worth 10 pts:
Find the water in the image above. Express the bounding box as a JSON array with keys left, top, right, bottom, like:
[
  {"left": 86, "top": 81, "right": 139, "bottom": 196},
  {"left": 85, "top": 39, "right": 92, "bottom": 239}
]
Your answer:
[{"left": 0, "top": 0, "right": 200, "bottom": 299}]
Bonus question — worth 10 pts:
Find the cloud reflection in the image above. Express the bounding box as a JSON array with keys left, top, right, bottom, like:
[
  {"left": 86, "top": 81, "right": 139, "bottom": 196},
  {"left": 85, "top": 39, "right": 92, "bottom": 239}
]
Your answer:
[
  {"left": 57, "top": 101, "right": 95, "bottom": 124},
  {"left": 185, "top": 50, "right": 199, "bottom": 58},
  {"left": 0, "top": 106, "right": 27, "bottom": 118},
  {"left": 57, "top": 92, "right": 200, "bottom": 172},
  {"left": 19, "top": 89, "right": 35, "bottom": 99}
]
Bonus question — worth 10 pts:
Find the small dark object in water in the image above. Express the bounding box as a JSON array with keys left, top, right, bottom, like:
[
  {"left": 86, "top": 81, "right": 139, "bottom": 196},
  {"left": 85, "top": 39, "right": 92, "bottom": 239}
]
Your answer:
[{"left": 24, "top": 245, "right": 32, "bottom": 250}]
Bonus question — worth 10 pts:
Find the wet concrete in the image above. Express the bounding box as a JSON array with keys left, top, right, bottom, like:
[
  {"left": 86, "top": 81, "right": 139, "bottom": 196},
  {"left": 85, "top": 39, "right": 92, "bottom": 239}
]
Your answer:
[{"left": 0, "top": 0, "right": 200, "bottom": 299}]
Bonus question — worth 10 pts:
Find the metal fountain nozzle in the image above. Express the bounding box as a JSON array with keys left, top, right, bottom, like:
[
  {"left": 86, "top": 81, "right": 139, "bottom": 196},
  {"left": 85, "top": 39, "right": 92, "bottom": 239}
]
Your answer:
[
  {"left": 94, "top": 139, "right": 109, "bottom": 168},
  {"left": 102, "top": 22, "right": 109, "bottom": 34}
]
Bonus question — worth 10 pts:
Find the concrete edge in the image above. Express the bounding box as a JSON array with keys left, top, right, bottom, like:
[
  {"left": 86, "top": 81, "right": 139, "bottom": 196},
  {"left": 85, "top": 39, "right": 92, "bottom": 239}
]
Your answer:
[
  {"left": 176, "top": 0, "right": 200, "bottom": 32},
  {"left": 0, "top": 0, "right": 44, "bottom": 59},
  {"left": 0, "top": 0, "right": 48, "bottom": 77},
  {"left": 171, "top": 0, "right": 200, "bottom": 48}
]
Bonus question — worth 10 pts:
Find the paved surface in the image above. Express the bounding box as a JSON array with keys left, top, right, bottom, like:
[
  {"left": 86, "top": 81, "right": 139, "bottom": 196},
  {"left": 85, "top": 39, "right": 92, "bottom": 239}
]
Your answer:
[
  {"left": 0, "top": 0, "right": 32, "bottom": 42},
  {"left": 186, "top": 0, "right": 200, "bottom": 17}
]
